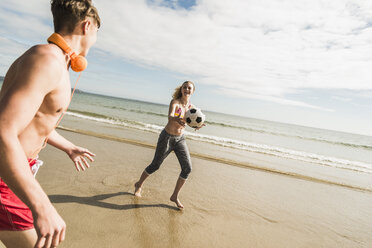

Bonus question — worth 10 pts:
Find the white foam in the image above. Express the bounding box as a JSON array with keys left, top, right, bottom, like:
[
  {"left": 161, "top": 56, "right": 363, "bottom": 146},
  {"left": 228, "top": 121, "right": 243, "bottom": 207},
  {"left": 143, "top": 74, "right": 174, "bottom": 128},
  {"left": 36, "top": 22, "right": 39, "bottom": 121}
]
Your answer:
[{"left": 66, "top": 111, "right": 372, "bottom": 174}]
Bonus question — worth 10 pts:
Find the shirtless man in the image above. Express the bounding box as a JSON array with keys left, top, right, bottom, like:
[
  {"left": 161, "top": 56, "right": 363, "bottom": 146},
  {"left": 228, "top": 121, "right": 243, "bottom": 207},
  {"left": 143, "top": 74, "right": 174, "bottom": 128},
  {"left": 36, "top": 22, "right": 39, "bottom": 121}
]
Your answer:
[{"left": 0, "top": 1, "right": 100, "bottom": 247}]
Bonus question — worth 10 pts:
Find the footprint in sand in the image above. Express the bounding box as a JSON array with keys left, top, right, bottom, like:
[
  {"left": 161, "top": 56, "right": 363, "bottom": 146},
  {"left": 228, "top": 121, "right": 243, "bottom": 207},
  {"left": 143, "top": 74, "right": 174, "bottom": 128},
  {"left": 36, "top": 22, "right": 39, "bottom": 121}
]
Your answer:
[{"left": 102, "top": 175, "right": 125, "bottom": 187}]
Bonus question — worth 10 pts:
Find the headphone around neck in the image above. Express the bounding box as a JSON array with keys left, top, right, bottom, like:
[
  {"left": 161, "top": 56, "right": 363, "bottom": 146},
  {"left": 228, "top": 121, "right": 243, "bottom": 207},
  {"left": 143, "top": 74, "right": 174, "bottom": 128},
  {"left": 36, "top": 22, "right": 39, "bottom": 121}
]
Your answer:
[{"left": 47, "top": 33, "right": 87, "bottom": 72}]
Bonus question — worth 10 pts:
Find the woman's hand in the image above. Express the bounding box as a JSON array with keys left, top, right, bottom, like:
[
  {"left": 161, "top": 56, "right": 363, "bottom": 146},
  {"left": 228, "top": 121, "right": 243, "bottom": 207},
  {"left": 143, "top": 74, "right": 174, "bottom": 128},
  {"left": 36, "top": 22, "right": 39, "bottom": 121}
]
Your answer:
[
  {"left": 194, "top": 123, "right": 206, "bottom": 131},
  {"left": 67, "top": 146, "right": 96, "bottom": 171}
]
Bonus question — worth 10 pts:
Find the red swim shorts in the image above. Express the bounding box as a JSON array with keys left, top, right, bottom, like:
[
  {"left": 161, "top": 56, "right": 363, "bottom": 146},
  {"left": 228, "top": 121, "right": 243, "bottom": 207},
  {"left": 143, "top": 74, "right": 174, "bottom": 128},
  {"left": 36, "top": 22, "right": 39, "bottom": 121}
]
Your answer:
[{"left": 0, "top": 159, "right": 37, "bottom": 231}]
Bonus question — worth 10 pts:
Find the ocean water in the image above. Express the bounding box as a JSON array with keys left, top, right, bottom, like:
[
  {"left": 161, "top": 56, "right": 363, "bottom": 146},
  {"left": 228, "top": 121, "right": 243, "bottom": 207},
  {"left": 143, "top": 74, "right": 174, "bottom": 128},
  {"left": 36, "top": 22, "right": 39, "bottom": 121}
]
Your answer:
[
  {"left": 1, "top": 75, "right": 372, "bottom": 189},
  {"left": 64, "top": 91, "right": 372, "bottom": 178}
]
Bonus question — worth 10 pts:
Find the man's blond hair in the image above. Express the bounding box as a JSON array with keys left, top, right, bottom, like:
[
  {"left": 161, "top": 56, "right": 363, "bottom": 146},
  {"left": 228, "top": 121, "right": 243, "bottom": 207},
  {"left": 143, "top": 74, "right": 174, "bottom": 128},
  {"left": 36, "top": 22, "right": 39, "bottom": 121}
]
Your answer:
[{"left": 51, "top": 0, "right": 101, "bottom": 33}]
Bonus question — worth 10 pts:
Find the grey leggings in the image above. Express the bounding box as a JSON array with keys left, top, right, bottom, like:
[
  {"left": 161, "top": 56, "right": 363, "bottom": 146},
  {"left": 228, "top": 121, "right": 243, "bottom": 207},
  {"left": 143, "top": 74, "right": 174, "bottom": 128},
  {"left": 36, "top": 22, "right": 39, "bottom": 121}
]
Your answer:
[{"left": 145, "top": 129, "right": 192, "bottom": 179}]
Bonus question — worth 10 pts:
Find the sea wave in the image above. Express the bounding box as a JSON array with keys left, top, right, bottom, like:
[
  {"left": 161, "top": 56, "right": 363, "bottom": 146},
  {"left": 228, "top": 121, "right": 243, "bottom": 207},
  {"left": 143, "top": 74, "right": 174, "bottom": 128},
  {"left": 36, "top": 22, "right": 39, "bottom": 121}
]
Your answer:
[
  {"left": 66, "top": 111, "right": 164, "bottom": 132},
  {"left": 206, "top": 120, "right": 372, "bottom": 150},
  {"left": 66, "top": 110, "right": 372, "bottom": 174},
  {"left": 184, "top": 131, "right": 372, "bottom": 174},
  {"left": 69, "top": 108, "right": 372, "bottom": 151},
  {"left": 75, "top": 104, "right": 168, "bottom": 118},
  {"left": 109, "top": 106, "right": 167, "bottom": 118}
]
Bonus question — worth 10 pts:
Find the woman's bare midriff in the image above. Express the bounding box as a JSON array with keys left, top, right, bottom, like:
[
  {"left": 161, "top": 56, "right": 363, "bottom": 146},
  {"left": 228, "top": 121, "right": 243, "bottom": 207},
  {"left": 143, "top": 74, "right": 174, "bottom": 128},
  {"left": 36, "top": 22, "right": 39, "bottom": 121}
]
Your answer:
[{"left": 164, "top": 121, "right": 185, "bottom": 136}]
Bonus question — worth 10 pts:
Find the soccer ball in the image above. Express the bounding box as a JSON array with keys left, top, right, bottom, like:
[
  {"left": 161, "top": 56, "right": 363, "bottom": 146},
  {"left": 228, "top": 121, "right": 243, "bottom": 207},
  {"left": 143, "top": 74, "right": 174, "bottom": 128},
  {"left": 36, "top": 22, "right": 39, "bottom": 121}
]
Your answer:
[{"left": 185, "top": 107, "right": 205, "bottom": 128}]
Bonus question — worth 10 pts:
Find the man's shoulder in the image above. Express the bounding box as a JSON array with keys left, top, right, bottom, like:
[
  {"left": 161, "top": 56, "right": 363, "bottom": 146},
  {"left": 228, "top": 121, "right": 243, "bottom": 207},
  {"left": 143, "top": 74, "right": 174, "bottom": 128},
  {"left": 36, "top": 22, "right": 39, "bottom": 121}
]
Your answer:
[
  {"left": 24, "top": 44, "right": 62, "bottom": 64},
  {"left": 19, "top": 44, "right": 65, "bottom": 77},
  {"left": 11, "top": 44, "right": 65, "bottom": 90}
]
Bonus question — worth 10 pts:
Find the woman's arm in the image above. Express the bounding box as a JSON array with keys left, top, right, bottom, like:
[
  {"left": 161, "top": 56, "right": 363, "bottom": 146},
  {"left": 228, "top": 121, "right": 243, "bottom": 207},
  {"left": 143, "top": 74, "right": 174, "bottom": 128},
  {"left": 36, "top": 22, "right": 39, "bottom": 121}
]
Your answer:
[{"left": 168, "top": 100, "right": 185, "bottom": 126}]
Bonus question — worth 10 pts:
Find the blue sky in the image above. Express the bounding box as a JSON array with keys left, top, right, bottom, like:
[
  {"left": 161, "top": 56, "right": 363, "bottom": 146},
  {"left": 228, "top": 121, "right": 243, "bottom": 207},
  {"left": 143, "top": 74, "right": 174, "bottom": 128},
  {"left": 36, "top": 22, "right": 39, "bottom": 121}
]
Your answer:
[{"left": 0, "top": 0, "right": 372, "bottom": 136}]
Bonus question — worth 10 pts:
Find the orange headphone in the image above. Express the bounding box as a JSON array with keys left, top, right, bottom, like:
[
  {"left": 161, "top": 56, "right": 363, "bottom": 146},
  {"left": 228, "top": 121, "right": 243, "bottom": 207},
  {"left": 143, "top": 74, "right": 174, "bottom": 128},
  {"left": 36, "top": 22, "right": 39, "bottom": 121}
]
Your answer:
[{"left": 47, "top": 33, "right": 87, "bottom": 72}]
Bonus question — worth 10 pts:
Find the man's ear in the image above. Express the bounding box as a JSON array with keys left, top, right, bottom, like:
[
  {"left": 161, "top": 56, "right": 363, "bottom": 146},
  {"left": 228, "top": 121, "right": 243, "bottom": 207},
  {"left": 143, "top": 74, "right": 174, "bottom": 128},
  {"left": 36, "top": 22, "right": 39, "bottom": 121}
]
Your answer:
[{"left": 83, "top": 20, "right": 91, "bottom": 35}]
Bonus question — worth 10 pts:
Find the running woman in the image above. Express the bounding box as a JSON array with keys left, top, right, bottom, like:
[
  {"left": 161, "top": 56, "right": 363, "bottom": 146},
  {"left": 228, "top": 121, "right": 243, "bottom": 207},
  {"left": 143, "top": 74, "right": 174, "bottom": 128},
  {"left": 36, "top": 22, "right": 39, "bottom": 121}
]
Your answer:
[{"left": 134, "top": 81, "right": 204, "bottom": 209}]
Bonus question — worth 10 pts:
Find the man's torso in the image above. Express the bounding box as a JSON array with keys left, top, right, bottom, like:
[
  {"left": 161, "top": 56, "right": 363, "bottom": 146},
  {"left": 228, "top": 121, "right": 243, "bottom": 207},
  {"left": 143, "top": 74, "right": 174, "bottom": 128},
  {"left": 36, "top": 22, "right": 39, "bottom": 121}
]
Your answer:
[{"left": 0, "top": 45, "right": 71, "bottom": 158}]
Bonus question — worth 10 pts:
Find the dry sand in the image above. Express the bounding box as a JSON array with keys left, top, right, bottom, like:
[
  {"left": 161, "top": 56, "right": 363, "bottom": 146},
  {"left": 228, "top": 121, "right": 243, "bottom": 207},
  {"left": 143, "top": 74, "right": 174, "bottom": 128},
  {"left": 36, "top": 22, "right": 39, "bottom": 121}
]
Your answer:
[{"left": 2, "top": 129, "right": 372, "bottom": 247}]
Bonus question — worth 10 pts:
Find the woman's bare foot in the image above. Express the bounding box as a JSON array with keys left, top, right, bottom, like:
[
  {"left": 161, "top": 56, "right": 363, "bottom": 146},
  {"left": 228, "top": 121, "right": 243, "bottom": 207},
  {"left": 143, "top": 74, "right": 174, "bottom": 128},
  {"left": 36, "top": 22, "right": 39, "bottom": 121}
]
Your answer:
[
  {"left": 134, "top": 182, "right": 142, "bottom": 197},
  {"left": 170, "top": 195, "right": 184, "bottom": 209}
]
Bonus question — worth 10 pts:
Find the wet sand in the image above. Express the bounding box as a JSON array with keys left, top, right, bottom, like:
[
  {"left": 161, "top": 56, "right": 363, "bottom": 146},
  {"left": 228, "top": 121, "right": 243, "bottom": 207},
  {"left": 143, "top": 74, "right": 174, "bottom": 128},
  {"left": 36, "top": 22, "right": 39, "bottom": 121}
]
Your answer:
[{"left": 3, "top": 129, "right": 372, "bottom": 247}]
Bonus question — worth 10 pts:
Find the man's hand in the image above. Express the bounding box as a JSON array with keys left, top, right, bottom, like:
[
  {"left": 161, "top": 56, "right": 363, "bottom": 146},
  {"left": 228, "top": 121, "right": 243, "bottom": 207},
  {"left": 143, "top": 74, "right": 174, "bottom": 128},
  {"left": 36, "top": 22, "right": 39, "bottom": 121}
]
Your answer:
[
  {"left": 67, "top": 146, "right": 95, "bottom": 171},
  {"left": 33, "top": 205, "right": 66, "bottom": 248}
]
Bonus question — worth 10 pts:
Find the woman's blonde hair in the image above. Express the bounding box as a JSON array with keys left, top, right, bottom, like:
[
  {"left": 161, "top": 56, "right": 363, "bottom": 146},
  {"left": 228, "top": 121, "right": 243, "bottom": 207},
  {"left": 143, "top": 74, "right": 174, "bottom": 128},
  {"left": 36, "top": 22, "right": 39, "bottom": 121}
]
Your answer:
[{"left": 172, "top": 81, "right": 195, "bottom": 100}]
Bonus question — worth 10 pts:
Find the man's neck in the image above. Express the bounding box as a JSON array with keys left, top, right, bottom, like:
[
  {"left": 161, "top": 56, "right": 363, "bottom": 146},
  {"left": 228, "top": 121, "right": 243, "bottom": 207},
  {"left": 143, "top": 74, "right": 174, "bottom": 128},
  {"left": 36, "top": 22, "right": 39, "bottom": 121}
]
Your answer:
[{"left": 58, "top": 33, "right": 83, "bottom": 55}]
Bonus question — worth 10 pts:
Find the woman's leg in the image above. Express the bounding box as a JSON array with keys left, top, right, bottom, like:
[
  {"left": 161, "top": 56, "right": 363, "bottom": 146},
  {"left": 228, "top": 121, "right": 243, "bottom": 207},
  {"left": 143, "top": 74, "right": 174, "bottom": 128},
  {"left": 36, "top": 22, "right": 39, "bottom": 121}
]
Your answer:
[
  {"left": 134, "top": 170, "right": 149, "bottom": 197},
  {"left": 170, "top": 177, "right": 186, "bottom": 209},
  {"left": 172, "top": 137, "right": 192, "bottom": 209},
  {"left": 134, "top": 130, "right": 173, "bottom": 197}
]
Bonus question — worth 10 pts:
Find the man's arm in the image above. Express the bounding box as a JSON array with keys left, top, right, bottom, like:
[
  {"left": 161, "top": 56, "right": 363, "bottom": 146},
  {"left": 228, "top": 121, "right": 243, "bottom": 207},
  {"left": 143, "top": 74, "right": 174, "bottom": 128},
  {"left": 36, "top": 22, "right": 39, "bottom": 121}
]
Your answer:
[
  {"left": 0, "top": 47, "right": 66, "bottom": 246},
  {"left": 47, "top": 130, "right": 95, "bottom": 171}
]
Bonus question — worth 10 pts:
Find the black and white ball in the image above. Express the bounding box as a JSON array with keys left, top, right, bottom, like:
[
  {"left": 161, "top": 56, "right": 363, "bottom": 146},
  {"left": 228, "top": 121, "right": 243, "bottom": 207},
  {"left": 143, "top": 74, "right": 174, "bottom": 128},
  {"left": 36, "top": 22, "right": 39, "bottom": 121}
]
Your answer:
[{"left": 185, "top": 107, "right": 205, "bottom": 128}]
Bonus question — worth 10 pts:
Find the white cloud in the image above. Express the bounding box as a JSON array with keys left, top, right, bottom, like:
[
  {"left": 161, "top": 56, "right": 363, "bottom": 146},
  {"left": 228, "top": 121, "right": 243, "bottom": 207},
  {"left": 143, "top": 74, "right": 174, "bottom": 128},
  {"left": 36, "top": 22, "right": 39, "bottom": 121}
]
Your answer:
[
  {"left": 0, "top": 0, "right": 52, "bottom": 43},
  {"left": 0, "top": 0, "right": 53, "bottom": 71},
  {"left": 218, "top": 87, "right": 334, "bottom": 112},
  {"left": 331, "top": 95, "right": 352, "bottom": 102},
  {"left": 1, "top": 0, "right": 372, "bottom": 109},
  {"left": 359, "top": 91, "right": 372, "bottom": 99},
  {"left": 94, "top": 0, "right": 372, "bottom": 99},
  {"left": 0, "top": 37, "right": 29, "bottom": 73}
]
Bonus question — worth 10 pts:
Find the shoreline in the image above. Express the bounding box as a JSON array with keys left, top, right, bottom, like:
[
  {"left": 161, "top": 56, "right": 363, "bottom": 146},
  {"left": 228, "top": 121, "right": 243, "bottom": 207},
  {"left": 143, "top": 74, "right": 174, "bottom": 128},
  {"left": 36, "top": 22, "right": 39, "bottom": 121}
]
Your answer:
[{"left": 57, "top": 126, "right": 372, "bottom": 193}]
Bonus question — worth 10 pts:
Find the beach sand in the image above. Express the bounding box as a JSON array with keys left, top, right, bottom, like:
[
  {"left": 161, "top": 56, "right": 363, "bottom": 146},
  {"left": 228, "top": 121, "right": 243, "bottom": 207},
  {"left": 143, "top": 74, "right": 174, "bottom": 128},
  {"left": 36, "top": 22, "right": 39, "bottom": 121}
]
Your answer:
[{"left": 2, "top": 128, "right": 372, "bottom": 247}]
